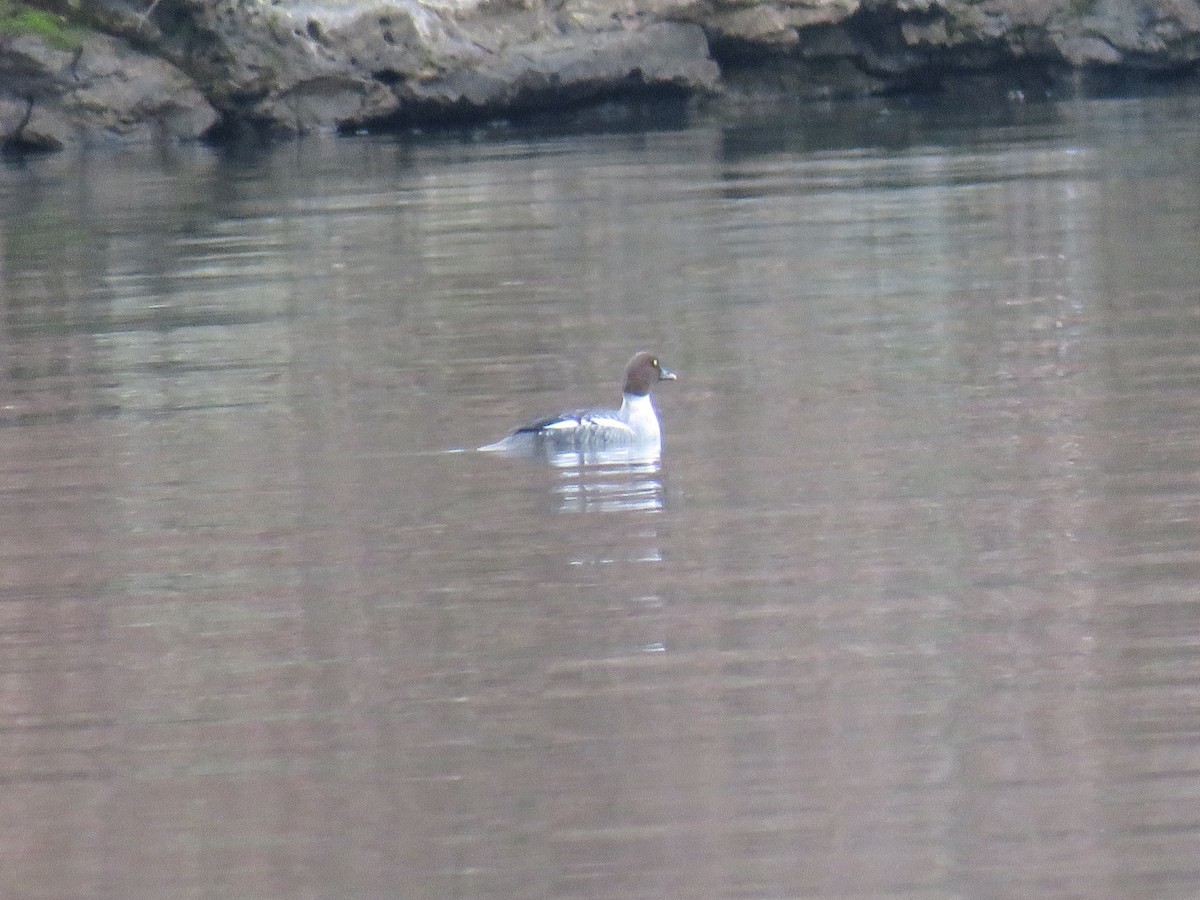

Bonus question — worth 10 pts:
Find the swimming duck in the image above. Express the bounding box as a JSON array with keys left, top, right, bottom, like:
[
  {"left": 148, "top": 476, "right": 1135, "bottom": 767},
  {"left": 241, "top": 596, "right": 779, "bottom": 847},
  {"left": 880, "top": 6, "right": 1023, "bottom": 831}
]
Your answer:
[{"left": 481, "top": 351, "right": 676, "bottom": 454}]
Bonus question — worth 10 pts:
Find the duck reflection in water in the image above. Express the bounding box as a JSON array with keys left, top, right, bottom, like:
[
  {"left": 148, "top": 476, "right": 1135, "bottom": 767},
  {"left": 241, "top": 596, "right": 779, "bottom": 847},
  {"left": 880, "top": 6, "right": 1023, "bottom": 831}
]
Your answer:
[{"left": 550, "top": 451, "right": 666, "bottom": 513}]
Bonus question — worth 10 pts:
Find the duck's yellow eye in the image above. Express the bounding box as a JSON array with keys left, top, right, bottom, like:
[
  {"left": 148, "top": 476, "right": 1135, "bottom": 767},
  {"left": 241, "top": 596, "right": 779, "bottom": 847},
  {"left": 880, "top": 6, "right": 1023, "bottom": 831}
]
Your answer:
[{"left": 651, "top": 359, "right": 658, "bottom": 367}]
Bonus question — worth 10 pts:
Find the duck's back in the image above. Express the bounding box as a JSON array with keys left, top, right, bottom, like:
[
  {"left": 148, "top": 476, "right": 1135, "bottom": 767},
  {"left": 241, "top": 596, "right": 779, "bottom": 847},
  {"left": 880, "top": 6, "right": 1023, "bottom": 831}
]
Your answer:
[{"left": 499, "top": 408, "right": 637, "bottom": 450}]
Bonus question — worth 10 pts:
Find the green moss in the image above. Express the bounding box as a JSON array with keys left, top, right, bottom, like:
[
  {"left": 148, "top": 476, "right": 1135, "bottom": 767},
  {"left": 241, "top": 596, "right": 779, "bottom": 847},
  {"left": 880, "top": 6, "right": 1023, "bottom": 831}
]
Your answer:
[{"left": 0, "top": 0, "right": 84, "bottom": 51}]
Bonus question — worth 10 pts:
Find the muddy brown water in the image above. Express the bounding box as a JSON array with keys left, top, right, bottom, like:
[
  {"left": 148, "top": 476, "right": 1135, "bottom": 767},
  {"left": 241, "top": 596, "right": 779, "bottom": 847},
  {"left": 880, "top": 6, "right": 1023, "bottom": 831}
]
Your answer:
[{"left": 3, "top": 93, "right": 1200, "bottom": 898}]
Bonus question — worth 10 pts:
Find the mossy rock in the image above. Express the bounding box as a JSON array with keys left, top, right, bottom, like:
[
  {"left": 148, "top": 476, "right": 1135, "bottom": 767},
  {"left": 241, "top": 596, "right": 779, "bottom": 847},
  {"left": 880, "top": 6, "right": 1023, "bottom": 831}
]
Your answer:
[{"left": 0, "top": 0, "right": 85, "bottom": 52}]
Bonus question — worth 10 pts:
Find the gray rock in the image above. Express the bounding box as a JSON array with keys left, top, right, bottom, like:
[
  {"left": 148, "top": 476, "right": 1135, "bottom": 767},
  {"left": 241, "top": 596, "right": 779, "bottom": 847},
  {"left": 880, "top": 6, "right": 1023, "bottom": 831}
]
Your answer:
[
  {"left": 4, "top": 0, "right": 1200, "bottom": 150},
  {"left": 392, "top": 22, "right": 720, "bottom": 117},
  {"left": 1, "top": 28, "right": 216, "bottom": 152},
  {"left": 148, "top": 2, "right": 720, "bottom": 132}
]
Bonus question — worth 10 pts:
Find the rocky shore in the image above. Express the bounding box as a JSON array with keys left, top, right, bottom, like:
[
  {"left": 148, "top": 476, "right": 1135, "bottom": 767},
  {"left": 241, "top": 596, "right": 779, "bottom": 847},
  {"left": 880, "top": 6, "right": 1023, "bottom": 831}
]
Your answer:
[{"left": 3, "top": 0, "right": 1199, "bottom": 151}]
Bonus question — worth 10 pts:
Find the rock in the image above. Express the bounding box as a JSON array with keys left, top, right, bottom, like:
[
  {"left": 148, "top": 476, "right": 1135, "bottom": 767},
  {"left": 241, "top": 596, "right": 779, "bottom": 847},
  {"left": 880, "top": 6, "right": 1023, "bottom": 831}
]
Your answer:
[
  {"left": 68, "top": 29, "right": 218, "bottom": 142},
  {"left": 386, "top": 22, "right": 721, "bottom": 123},
  {"left": 132, "top": 0, "right": 720, "bottom": 132},
  {"left": 1061, "top": 0, "right": 1200, "bottom": 67},
  {"left": 714, "top": 0, "right": 1200, "bottom": 95},
  {"left": 687, "top": 0, "right": 859, "bottom": 47},
  {"left": 4, "top": 0, "right": 1200, "bottom": 150},
  {"left": 1056, "top": 34, "right": 1124, "bottom": 67},
  {"left": 1, "top": 26, "right": 217, "bottom": 152}
]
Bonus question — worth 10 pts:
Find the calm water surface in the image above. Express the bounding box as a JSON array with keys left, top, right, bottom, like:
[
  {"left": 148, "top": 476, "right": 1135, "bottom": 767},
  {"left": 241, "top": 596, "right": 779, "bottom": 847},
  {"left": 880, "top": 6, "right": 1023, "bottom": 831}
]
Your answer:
[{"left": 3, "top": 93, "right": 1200, "bottom": 898}]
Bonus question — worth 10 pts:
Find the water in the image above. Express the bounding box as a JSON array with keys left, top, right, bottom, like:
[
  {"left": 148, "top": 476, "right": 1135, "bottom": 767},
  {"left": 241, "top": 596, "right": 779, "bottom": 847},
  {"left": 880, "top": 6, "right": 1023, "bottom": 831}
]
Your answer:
[{"left": 2, "top": 92, "right": 1200, "bottom": 898}]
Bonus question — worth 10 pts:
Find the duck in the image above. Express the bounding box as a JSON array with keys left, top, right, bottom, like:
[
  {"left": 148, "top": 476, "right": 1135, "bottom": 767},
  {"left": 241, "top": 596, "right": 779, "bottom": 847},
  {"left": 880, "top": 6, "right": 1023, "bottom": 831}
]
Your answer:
[{"left": 481, "top": 351, "right": 676, "bottom": 455}]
